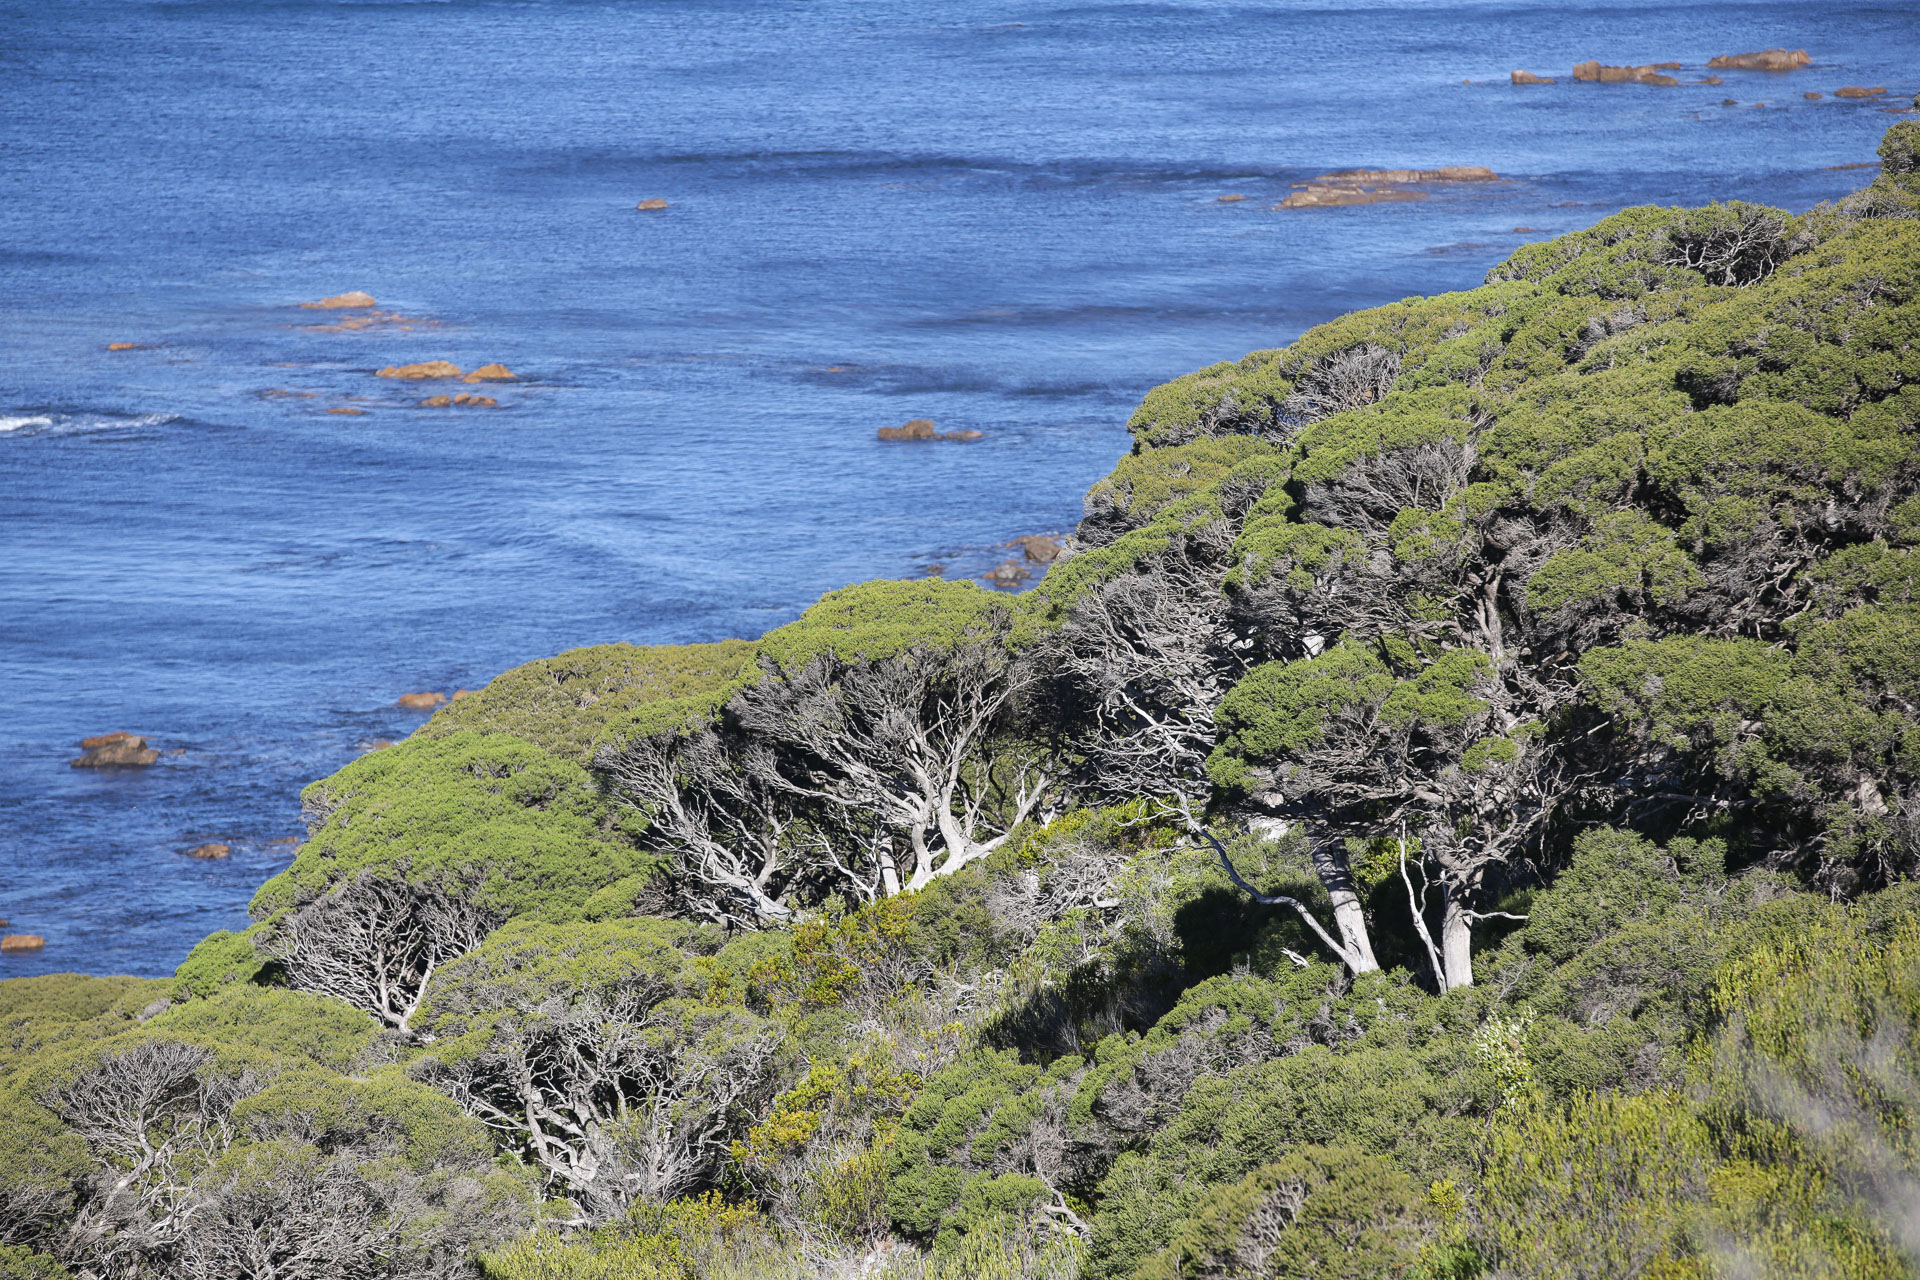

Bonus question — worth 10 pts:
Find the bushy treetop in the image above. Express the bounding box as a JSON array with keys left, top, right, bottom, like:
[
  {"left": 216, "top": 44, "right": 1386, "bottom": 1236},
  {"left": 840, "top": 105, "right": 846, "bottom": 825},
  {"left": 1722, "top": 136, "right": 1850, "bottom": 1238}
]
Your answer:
[
  {"left": 258, "top": 730, "right": 654, "bottom": 923},
  {"left": 423, "top": 639, "right": 758, "bottom": 761}
]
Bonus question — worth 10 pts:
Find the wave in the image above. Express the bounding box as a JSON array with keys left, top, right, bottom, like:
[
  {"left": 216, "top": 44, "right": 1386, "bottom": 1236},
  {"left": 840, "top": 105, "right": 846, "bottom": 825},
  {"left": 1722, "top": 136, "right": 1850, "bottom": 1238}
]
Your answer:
[{"left": 0, "top": 411, "right": 182, "bottom": 438}]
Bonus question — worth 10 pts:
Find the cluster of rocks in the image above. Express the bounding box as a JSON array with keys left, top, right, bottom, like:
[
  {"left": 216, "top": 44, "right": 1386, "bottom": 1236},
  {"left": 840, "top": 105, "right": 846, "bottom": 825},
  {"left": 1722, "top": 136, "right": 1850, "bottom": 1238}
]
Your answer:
[
  {"left": 421, "top": 393, "right": 498, "bottom": 408},
  {"left": 981, "top": 534, "right": 1066, "bottom": 590},
  {"left": 876, "top": 418, "right": 984, "bottom": 442},
  {"left": 1572, "top": 60, "right": 1684, "bottom": 86},
  {"left": 70, "top": 731, "right": 159, "bottom": 768},
  {"left": 1277, "top": 166, "right": 1500, "bottom": 210},
  {"left": 1511, "top": 49, "right": 1814, "bottom": 88},
  {"left": 298, "top": 292, "right": 435, "bottom": 333},
  {"left": 376, "top": 361, "right": 516, "bottom": 383},
  {"left": 397, "top": 689, "right": 471, "bottom": 709},
  {"left": 1, "top": 934, "right": 45, "bottom": 953}
]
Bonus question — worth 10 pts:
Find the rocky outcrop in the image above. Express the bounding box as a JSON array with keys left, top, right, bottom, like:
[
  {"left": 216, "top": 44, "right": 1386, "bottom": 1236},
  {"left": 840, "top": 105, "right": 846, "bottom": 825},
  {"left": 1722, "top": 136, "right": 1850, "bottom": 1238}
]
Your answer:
[
  {"left": 982, "top": 561, "right": 1031, "bottom": 589},
  {"left": 1010, "top": 535, "right": 1064, "bottom": 563},
  {"left": 636, "top": 198, "right": 669, "bottom": 211},
  {"left": 70, "top": 733, "right": 160, "bottom": 768},
  {"left": 1217, "top": 194, "right": 1246, "bottom": 203},
  {"left": 1511, "top": 70, "right": 1555, "bottom": 85},
  {"left": 463, "top": 363, "right": 515, "bottom": 383},
  {"left": 302, "top": 291, "right": 377, "bottom": 310},
  {"left": 376, "top": 361, "right": 463, "bottom": 380},
  {"left": 106, "top": 342, "right": 146, "bottom": 351},
  {"left": 328, "top": 408, "right": 366, "bottom": 416},
  {"left": 1572, "top": 61, "right": 1681, "bottom": 85},
  {"left": 1708, "top": 49, "right": 1811, "bottom": 71},
  {"left": 421, "top": 394, "right": 497, "bottom": 408},
  {"left": 1279, "top": 166, "right": 1498, "bottom": 210},
  {"left": 397, "top": 692, "right": 448, "bottom": 709},
  {"left": 877, "top": 419, "right": 983, "bottom": 441},
  {"left": 0, "top": 935, "right": 46, "bottom": 952},
  {"left": 183, "top": 843, "right": 231, "bottom": 859},
  {"left": 1836, "top": 86, "right": 1887, "bottom": 100}
]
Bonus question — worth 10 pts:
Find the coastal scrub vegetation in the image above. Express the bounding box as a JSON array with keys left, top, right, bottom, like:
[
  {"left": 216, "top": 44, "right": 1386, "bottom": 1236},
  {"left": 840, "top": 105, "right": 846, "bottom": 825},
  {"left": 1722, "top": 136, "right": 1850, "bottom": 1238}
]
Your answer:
[{"left": 4, "top": 125, "right": 1920, "bottom": 1279}]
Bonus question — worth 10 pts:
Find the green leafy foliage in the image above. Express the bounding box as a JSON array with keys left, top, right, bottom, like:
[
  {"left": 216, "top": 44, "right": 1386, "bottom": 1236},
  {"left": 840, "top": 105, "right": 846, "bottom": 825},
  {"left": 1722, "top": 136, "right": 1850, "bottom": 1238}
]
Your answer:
[
  {"left": 422, "top": 640, "right": 757, "bottom": 762},
  {"left": 257, "top": 730, "right": 654, "bottom": 923}
]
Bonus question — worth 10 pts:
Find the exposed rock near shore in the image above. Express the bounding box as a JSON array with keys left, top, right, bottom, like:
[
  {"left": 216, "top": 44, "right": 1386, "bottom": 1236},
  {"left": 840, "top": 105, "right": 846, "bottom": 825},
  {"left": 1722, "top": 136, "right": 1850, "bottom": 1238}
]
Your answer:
[
  {"left": 1511, "top": 70, "right": 1554, "bottom": 85},
  {"left": 877, "top": 419, "right": 983, "bottom": 441},
  {"left": 1572, "top": 61, "right": 1680, "bottom": 85},
  {"left": 377, "top": 361, "right": 463, "bottom": 380},
  {"left": 1836, "top": 86, "right": 1888, "bottom": 100},
  {"left": 302, "top": 291, "right": 377, "bottom": 310},
  {"left": 397, "top": 692, "right": 448, "bottom": 709},
  {"left": 982, "top": 560, "right": 1030, "bottom": 589},
  {"left": 421, "top": 393, "right": 498, "bottom": 408},
  {"left": 463, "top": 363, "right": 516, "bottom": 382},
  {"left": 1278, "top": 166, "right": 1498, "bottom": 209},
  {"left": 0, "top": 935, "right": 45, "bottom": 952},
  {"left": 1708, "top": 48, "right": 1811, "bottom": 71},
  {"left": 636, "top": 198, "right": 669, "bottom": 211},
  {"left": 182, "top": 843, "right": 231, "bottom": 860},
  {"left": 70, "top": 733, "right": 160, "bottom": 768},
  {"left": 1009, "top": 535, "right": 1064, "bottom": 563}
]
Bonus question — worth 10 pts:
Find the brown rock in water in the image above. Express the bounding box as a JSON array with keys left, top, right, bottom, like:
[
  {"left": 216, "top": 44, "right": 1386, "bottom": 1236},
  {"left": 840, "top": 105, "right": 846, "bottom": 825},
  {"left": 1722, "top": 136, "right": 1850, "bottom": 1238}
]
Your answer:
[
  {"left": 328, "top": 407, "right": 366, "bottom": 415},
  {"left": 422, "top": 394, "right": 453, "bottom": 407},
  {"left": 983, "top": 560, "right": 1031, "bottom": 590},
  {"left": 71, "top": 733, "right": 160, "bottom": 768},
  {"left": 1315, "top": 166, "right": 1497, "bottom": 183},
  {"left": 1011, "top": 535, "right": 1064, "bottom": 564},
  {"left": 1572, "top": 61, "right": 1681, "bottom": 85},
  {"left": 1511, "top": 226, "right": 1545, "bottom": 233},
  {"left": 1835, "top": 86, "right": 1887, "bottom": 99},
  {"left": 267, "top": 836, "right": 300, "bottom": 845},
  {"left": 1279, "top": 186, "right": 1427, "bottom": 209},
  {"left": 463, "top": 363, "right": 515, "bottom": 382},
  {"left": 397, "top": 692, "right": 448, "bottom": 709},
  {"left": 1699, "top": 76, "right": 1723, "bottom": 85},
  {"left": 879, "top": 419, "right": 977, "bottom": 441},
  {"left": 1217, "top": 193, "right": 1246, "bottom": 203},
  {"left": 1510, "top": 70, "right": 1555, "bottom": 85},
  {"left": 365, "top": 739, "right": 395, "bottom": 752},
  {"left": 1, "top": 936, "right": 46, "bottom": 953},
  {"left": 1805, "top": 91, "right": 1823, "bottom": 99},
  {"left": 452, "top": 393, "right": 497, "bottom": 407},
  {"left": 301, "top": 291, "right": 378, "bottom": 310},
  {"left": 106, "top": 342, "right": 144, "bottom": 351},
  {"left": 376, "top": 361, "right": 463, "bottom": 380},
  {"left": 1723, "top": 98, "right": 1739, "bottom": 106},
  {"left": 1708, "top": 48, "right": 1811, "bottom": 71},
  {"left": 920, "top": 563, "right": 946, "bottom": 577},
  {"left": 183, "top": 843, "right": 230, "bottom": 860},
  {"left": 451, "top": 688, "right": 474, "bottom": 700},
  {"left": 636, "top": 198, "right": 669, "bottom": 211}
]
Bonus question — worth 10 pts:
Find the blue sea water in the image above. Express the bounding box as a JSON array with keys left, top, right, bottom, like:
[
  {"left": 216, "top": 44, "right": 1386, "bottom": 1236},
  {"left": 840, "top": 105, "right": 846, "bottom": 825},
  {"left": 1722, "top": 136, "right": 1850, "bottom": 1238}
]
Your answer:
[{"left": 1, "top": 0, "right": 1913, "bottom": 979}]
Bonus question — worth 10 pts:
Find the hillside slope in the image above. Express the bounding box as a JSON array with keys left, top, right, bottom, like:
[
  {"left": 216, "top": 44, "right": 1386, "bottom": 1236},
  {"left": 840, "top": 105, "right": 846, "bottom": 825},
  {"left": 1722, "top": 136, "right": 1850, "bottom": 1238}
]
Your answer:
[{"left": 3, "top": 124, "right": 1919, "bottom": 1280}]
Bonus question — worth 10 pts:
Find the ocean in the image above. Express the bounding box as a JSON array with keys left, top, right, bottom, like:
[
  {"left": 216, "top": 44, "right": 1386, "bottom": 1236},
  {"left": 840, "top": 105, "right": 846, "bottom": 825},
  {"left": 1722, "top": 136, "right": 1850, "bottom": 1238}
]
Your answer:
[{"left": 1, "top": 0, "right": 1911, "bottom": 978}]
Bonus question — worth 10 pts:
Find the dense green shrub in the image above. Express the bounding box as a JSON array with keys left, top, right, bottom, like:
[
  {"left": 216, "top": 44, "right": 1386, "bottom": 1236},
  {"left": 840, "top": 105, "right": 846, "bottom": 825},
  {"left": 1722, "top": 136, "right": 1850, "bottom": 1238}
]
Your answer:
[
  {"left": 423, "top": 640, "right": 757, "bottom": 762},
  {"left": 261, "top": 730, "right": 651, "bottom": 924}
]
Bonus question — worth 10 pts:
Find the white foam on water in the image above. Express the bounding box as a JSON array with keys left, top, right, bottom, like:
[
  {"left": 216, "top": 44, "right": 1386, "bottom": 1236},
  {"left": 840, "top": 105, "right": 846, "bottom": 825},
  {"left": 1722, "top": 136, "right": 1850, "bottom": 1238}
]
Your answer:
[{"left": 0, "top": 411, "right": 181, "bottom": 437}]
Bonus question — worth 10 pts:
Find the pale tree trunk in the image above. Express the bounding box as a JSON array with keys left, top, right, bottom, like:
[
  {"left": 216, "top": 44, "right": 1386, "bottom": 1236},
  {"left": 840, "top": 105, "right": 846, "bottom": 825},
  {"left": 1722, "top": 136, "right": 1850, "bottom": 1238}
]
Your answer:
[
  {"left": 1439, "top": 884, "right": 1474, "bottom": 991},
  {"left": 1311, "top": 842, "right": 1381, "bottom": 974}
]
